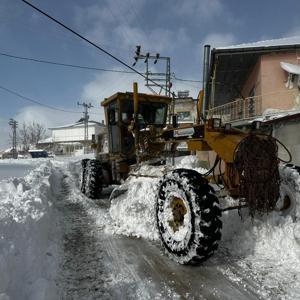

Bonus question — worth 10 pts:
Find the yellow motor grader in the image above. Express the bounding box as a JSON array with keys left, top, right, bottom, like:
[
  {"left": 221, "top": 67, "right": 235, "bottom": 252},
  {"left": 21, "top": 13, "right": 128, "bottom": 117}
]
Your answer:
[{"left": 80, "top": 82, "right": 298, "bottom": 264}]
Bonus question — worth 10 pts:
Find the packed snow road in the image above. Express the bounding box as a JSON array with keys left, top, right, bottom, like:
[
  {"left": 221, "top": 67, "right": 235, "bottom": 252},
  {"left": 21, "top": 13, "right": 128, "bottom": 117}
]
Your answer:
[
  {"left": 1, "top": 157, "right": 300, "bottom": 299},
  {"left": 57, "top": 176, "right": 261, "bottom": 300}
]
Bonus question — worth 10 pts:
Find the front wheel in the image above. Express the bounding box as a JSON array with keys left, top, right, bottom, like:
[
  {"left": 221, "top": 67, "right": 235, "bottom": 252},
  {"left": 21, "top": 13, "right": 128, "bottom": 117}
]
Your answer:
[{"left": 156, "top": 168, "right": 222, "bottom": 264}]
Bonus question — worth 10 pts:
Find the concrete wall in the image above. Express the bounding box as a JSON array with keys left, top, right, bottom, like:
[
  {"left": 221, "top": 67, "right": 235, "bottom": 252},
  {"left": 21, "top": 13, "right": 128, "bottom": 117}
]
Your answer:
[
  {"left": 241, "top": 57, "right": 262, "bottom": 99},
  {"left": 174, "top": 98, "right": 197, "bottom": 124},
  {"left": 260, "top": 51, "right": 299, "bottom": 112},
  {"left": 273, "top": 120, "right": 300, "bottom": 166},
  {"left": 52, "top": 124, "right": 105, "bottom": 142}
]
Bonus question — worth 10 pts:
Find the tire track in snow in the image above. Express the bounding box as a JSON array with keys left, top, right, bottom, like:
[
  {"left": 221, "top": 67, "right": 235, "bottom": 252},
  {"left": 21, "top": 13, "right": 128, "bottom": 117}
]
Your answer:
[
  {"left": 56, "top": 175, "right": 111, "bottom": 300},
  {"left": 54, "top": 163, "right": 267, "bottom": 300}
]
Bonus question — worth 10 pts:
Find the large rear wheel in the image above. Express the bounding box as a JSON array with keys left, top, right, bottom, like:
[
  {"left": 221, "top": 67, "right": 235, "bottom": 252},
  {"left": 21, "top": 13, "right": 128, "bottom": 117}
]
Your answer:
[{"left": 156, "top": 168, "right": 222, "bottom": 264}]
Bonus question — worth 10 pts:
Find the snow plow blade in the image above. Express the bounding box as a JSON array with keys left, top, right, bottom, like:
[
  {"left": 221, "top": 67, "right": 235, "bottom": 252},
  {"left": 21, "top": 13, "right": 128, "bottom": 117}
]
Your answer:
[{"left": 109, "top": 185, "right": 129, "bottom": 202}]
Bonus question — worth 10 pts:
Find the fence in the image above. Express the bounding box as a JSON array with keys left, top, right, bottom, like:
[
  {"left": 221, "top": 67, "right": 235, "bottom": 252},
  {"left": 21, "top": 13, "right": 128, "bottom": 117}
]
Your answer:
[{"left": 208, "top": 95, "right": 262, "bottom": 123}]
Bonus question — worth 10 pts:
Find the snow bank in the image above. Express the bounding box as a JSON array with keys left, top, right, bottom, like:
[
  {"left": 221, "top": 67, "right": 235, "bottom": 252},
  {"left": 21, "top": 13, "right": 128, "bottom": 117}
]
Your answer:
[
  {"left": 0, "top": 161, "right": 62, "bottom": 300},
  {"left": 221, "top": 206, "right": 300, "bottom": 298}
]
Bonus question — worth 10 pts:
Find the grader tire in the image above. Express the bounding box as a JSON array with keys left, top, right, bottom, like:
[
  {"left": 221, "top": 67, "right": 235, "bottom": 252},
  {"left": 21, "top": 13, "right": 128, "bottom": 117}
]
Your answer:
[
  {"left": 277, "top": 164, "right": 300, "bottom": 219},
  {"left": 84, "top": 159, "right": 103, "bottom": 199},
  {"left": 156, "top": 168, "right": 222, "bottom": 264},
  {"left": 80, "top": 159, "right": 90, "bottom": 194}
]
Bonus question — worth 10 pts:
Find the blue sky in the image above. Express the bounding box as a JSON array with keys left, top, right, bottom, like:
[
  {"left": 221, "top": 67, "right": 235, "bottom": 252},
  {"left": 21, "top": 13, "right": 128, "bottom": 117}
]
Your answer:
[{"left": 1, "top": 0, "right": 300, "bottom": 149}]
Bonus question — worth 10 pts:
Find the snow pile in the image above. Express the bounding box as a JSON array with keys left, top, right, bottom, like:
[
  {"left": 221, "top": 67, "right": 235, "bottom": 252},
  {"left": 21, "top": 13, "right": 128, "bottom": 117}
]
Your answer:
[
  {"left": 221, "top": 202, "right": 300, "bottom": 298},
  {"left": 0, "top": 160, "right": 62, "bottom": 300},
  {"left": 108, "top": 156, "right": 206, "bottom": 240},
  {"left": 108, "top": 170, "right": 161, "bottom": 240},
  {"left": 108, "top": 156, "right": 300, "bottom": 298}
]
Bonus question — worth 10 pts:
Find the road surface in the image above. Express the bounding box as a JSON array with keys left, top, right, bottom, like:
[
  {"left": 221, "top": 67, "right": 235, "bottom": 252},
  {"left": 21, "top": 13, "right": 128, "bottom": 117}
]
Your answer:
[{"left": 56, "top": 173, "right": 268, "bottom": 300}]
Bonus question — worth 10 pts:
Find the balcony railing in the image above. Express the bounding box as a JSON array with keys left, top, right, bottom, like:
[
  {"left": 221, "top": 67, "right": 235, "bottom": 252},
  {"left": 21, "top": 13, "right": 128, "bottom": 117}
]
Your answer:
[{"left": 208, "top": 95, "right": 262, "bottom": 123}]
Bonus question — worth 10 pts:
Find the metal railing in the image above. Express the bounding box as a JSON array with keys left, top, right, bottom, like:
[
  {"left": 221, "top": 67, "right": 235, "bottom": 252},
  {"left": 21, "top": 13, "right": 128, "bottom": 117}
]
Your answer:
[{"left": 208, "top": 95, "right": 262, "bottom": 123}]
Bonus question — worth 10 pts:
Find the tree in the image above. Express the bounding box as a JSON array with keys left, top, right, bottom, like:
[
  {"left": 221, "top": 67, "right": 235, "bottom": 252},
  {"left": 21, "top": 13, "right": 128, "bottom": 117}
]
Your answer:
[{"left": 18, "top": 122, "right": 46, "bottom": 151}]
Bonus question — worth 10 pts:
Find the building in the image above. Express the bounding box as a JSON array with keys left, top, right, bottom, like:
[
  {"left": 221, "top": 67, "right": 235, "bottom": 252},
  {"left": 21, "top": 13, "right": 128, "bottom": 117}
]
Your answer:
[
  {"left": 41, "top": 120, "right": 106, "bottom": 156},
  {"left": 264, "top": 112, "right": 300, "bottom": 165},
  {"left": 174, "top": 91, "right": 197, "bottom": 126},
  {"left": 199, "top": 37, "right": 300, "bottom": 166},
  {"left": 207, "top": 36, "right": 300, "bottom": 124}
]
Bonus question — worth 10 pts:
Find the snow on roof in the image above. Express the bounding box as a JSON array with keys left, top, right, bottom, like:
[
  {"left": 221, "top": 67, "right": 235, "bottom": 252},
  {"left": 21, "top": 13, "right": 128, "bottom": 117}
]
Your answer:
[
  {"left": 3, "top": 147, "right": 13, "bottom": 153},
  {"left": 251, "top": 108, "right": 300, "bottom": 123},
  {"left": 28, "top": 149, "right": 48, "bottom": 152},
  {"left": 49, "top": 120, "right": 104, "bottom": 130},
  {"left": 216, "top": 36, "right": 300, "bottom": 51},
  {"left": 280, "top": 62, "right": 300, "bottom": 75},
  {"left": 38, "top": 136, "right": 54, "bottom": 144}
]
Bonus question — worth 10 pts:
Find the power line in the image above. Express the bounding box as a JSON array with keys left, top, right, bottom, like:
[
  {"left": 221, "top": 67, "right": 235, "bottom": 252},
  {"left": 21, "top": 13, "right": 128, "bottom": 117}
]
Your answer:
[
  {"left": 0, "top": 51, "right": 203, "bottom": 84},
  {"left": 172, "top": 74, "right": 202, "bottom": 83},
  {"left": 0, "top": 52, "right": 136, "bottom": 74},
  {"left": 0, "top": 84, "right": 101, "bottom": 115},
  {"left": 21, "top": 0, "right": 168, "bottom": 94}
]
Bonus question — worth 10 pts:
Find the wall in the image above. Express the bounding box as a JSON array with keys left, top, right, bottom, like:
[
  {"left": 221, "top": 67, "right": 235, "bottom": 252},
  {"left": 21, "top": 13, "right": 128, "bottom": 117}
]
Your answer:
[
  {"left": 260, "top": 51, "right": 299, "bottom": 112},
  {"left": 174, "top": 98, "right": 197, "bottom": 124},
  {"left": 52, "top": 125, "right": 97, "bottom": 142},
  {"left": 51, "top": 124, "right": 105, "bottom": 142},
  {"left": 241, "top": 57, "right": 262, "bottom": 99},
  {"left": 273, "top": 120, "right": 300, "bottom": 166}
]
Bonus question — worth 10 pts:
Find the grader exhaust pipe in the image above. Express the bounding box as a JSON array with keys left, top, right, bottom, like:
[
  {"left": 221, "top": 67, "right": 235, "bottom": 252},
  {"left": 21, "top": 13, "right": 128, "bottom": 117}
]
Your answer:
[{"left": 133, "top": 82, "right": 140, "bottom": 167}]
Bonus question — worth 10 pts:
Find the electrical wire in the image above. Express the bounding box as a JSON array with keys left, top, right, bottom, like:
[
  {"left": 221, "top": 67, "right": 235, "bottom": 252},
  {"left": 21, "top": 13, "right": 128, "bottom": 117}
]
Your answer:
[
  {"left": 172, "top": 74, "right": 202, "bottom": 83},
  {"left": 0, "top": 51, "right": 204, "bottom": 84},
  {"left": 0, "top": 52, "right": 136, "bottom": 74},
  {"left": 21, "top": 0, "right": 169, "bottom": 94},
  {"left": 0, "top": 84, "right": 102, "bottom": 115}
]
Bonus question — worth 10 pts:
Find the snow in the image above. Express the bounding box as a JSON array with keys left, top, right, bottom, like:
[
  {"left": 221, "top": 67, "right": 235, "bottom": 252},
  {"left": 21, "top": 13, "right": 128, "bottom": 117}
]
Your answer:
[
  {"left": 48, "top": 120, "right": 103, "bottom": 130},
  {"left": 0, "top": 158, "right": 51, "bottom": 180},
  {"left": 1, "top": 154, "right": 300, "bottom": 298},
  {"left": 251, "top": 107, "right": 300, "bottom": 123},
  {"left": 108, "top": 156, "right": 300, "bottom": 298},
  {"left": 0, "top": 159, "right": 62, "bottom": 299},
  {"left": 280, "top": 62, "right": 300, "bottom": 75},
  {"left": 216, "top": 36, "right": 300, "bottom": 50},
  {"left": 108, "top": 156, "right": 207, "bottom": 241}
]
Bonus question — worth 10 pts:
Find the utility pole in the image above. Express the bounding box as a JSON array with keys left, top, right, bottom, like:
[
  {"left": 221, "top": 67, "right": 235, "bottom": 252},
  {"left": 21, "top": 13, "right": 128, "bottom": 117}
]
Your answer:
[
  {"left": 8, "top": 118, "right": 18, "bottom": 159},
  {"left": 132, "top": 45, "right": 172, "bottom": 97},
  {"left": 77, "top": 102, "right": 93, "bottom": 154}
]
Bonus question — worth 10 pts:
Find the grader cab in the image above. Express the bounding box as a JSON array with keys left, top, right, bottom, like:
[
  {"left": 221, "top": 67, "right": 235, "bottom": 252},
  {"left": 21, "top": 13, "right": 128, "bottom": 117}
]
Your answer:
[{"left": 80, "top": 82, "right": 298, "bottom": 265}]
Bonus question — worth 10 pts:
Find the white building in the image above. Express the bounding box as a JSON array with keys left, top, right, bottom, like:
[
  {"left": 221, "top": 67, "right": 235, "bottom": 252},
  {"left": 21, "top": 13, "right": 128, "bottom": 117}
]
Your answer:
[
  {"left": 174, "top": 96, "right": 197, "bottom": 126},
  {"left": 50, "top": 121, "right": 105, "bottom": 142},
  {"left": 44, "top": 120, "right": 106, "bottom": 156}
]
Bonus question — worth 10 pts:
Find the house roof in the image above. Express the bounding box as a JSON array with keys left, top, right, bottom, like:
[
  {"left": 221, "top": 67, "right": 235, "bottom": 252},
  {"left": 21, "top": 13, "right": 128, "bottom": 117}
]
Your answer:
[
  {"left": 215, "top": 36, "right": 300, "bottom": 52},
  {"left": 37, "top": 136, "right": 54, "bottom": 144},
  {"left": 208, "top": 36, "right": 300, "bottom": 107},
  {"left": 49, "top": 120, "right": 104, "bottom": 130}
]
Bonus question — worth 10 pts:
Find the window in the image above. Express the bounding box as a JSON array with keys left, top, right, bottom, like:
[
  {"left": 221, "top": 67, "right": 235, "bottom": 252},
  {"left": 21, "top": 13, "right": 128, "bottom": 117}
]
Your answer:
[
  {"left": 108, "top": 101, "right": 118, "bottom": 124},
  {"left": 177, "top": 111, "right": 192, "bottom": 122},
  {"left": 121, "top": 99, "right": 168, "bottom": 126}
]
